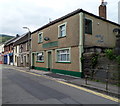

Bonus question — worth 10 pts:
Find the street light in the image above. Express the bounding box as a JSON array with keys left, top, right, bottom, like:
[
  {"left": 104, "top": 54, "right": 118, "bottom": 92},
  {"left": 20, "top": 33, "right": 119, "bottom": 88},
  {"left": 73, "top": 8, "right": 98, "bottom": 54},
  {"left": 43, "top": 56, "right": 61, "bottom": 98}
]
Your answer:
[
  {"left": 23, "top": 27, "right": 31, "bottom": 70},
  {"left": 23, "top": 27, "right": 30, "bottom": 32}
]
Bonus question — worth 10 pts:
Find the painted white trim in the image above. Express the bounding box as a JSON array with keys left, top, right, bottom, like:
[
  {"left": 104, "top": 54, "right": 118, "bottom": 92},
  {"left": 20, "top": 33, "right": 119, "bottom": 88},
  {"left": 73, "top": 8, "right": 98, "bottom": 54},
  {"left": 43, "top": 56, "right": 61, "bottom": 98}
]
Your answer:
[
  {"left": 26, "top": 54, "right": 29, "bottom": 63},
  {"left": 55, "top": 47, "right": 71, "bottom": 62},
  {"left": 58, "top": 22, "right": 67, "bottom": 38},
  {"left": 38, "top": 32, "right": 43, "bottom": 43},
  {"left": 26, "top": 42, "right": 28, "bottom": 51},
  {"left": 19, "top": 52, "right": 29, "bottom": 54}
]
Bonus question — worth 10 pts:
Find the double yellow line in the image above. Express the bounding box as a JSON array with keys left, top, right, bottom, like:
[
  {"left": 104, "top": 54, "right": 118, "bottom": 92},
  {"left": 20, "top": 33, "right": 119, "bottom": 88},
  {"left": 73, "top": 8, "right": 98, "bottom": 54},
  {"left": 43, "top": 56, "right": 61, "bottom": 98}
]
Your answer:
[{"left": 8, "top": 67, "right": 120, "bottom": 103}]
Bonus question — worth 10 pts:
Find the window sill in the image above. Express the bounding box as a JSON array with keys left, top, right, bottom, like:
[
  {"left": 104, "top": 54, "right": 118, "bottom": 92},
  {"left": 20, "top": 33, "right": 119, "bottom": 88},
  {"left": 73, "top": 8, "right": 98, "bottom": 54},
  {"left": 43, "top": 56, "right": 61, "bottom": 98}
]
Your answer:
[
  {"left": 58, "top": 36, "right": 66, "bottom": 39},
  {"left": 38, "top": 42, "right": 43, "bottom": 44},
  {"left": 56, "top": 61, "right": 71, "bottom": 63},
  {"left": 85, "top": 33, "right": 92, "bottom": 35},
  {"left": 36, "top": 61, "right": 44, "bottom": 63}
]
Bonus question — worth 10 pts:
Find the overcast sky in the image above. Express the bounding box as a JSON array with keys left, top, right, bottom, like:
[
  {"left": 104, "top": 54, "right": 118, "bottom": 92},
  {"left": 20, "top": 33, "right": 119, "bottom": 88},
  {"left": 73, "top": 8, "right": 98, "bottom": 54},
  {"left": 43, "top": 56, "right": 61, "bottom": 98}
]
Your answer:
[{"left": 0, "top": 0, "right": 119, "bottom": 36}]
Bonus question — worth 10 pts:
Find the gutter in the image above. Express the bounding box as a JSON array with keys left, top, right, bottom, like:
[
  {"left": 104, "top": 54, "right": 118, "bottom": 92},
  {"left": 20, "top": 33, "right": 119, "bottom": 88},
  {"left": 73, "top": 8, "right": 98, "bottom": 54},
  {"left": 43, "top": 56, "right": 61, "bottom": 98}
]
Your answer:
[{"left": 79, "top": 12, "right": 84, "bottom": 75}]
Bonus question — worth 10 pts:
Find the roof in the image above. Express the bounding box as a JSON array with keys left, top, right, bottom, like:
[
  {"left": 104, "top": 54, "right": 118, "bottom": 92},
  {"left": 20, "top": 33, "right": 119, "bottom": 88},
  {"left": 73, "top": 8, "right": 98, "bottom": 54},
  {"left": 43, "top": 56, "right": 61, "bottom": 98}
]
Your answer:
[
  {"left": 13, "top": 33, "right": 28, "bottom": 43},
  {"left": 4, "top": 36, "right": 19, "bottom": 46},
  {"left": 14, "top": 32, "right": 30, "bottom": 46},
  {"left": 31, "top": 9, "right": 120, "bottom": 34}
]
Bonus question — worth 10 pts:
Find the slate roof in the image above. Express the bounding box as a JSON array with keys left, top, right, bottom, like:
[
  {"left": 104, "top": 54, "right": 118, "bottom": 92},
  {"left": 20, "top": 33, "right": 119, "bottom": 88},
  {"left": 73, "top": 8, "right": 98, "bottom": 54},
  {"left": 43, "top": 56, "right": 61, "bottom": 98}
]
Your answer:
[{"left": 31, "top": 9, "right": 120, "bottom": 34}]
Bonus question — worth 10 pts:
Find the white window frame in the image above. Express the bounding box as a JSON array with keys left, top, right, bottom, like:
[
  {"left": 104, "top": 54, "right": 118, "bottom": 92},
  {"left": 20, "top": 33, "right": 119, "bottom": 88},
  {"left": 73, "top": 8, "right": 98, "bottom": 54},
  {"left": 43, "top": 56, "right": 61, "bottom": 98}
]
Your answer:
[
  {"left": 20, "top": 54, "right": 23, "bottom": 63},
  {"left": 56, "top": 48, "right": 71, "bottom": 62},
  {"left": 38, "top": 32, "right": 43, "bottom": 43},
  {"left": 26, "top": 54, "right": 29, "bottom": 63},
  {"left": 58, "top": 22, "right": 67, "bottom": 38},
  {"left": 26, "top": 42, "right": 29, "bottom": 51},
  {"left": 20, "top": 44, "right": 22, "bottom": 53},
  {"left": 36, "top": 51, "right": 44, "bottom": 62}
]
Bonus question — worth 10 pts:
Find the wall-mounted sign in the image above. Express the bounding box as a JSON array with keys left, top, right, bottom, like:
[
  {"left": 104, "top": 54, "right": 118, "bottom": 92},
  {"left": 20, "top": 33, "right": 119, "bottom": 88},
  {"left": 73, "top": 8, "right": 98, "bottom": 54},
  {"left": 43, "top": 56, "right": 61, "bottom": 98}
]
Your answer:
[
  {"left": 95, "top": 35, "right": 104, "bottom": 43},
  {"left": 42, "top": 41, "right": 58, "bottom": 48}
]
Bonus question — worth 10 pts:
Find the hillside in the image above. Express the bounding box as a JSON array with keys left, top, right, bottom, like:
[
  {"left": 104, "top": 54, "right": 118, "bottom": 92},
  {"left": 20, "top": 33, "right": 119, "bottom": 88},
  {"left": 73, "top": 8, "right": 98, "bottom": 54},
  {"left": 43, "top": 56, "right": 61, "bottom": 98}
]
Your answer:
[{"left": 0, "top": 34, "right": 14, "bottom": 44}]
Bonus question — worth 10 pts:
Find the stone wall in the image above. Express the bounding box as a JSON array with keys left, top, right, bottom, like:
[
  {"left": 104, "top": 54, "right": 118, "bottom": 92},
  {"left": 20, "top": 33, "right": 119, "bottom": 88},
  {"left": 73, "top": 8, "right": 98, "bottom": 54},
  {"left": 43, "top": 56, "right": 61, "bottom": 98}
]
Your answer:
[{"left": 83, "top": 52, "right": 119, "bottom": 85}]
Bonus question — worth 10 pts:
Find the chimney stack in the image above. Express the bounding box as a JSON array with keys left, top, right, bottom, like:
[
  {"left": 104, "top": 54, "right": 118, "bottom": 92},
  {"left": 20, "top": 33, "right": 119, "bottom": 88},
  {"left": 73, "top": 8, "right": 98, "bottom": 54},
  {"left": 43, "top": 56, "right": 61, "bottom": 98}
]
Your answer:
[{"left": 99, "top": 0, "right": 107, "bottom": 19}]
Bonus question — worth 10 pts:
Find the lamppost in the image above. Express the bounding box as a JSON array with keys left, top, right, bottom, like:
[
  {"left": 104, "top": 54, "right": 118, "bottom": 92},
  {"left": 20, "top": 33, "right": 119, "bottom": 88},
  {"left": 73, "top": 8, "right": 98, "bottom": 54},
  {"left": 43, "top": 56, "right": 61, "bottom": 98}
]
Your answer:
[{"left": 23, "top": 27, "right": 31, "bottom": 70}]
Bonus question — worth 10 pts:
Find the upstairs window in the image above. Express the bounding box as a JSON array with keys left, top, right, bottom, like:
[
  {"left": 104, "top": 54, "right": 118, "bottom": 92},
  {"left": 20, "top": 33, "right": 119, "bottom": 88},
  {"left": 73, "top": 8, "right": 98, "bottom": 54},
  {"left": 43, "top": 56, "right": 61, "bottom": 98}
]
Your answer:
[
  {"left": 26, "top": 42, "right": 29, "bottom": 51},
  {"left": 38, "top": 32, "right": 43, "bottom": 43},
  {"left": 85, "top": 18, "right": 92, "bottom": 34},
  {"left": 26, "top": 54, "right": 29, "bottom": 63},
  {"left": 20, "top": 54, "right": 23, "bottom": 63},
  {"left": 37, "top": 52, "right": 44, "bottom": 62},
  {"left": 19, "top": 45, "right": 23, "bottom": 53},
  {"left": 58, "top": 23, "right": 67, "bottom": 38},
  {"left": 15, "top": 46, "right": 17, "bottom": 53}
]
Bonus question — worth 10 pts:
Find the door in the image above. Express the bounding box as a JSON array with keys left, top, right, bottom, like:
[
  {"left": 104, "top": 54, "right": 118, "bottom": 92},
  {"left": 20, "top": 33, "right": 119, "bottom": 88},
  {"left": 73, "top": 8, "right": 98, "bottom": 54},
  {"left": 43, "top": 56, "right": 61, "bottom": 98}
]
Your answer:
[
  {"left": 32, "top": 53, "right": 35, "bottom": 68},
  {"left": 24, "top": 55, "right": 26, "bottom": 67},
  {"left": 48, "top": 51, "right": 52, "bottom": 71},
  {"left": 4, "top": 55, "right": 7, "bottom": 64}
]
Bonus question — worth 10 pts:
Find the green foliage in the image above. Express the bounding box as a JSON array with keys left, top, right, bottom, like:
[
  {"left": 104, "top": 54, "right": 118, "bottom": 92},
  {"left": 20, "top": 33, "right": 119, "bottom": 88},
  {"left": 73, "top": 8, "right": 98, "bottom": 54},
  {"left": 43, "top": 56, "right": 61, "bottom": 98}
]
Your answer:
[
  {"left": 91, "top": 54, "right": 98, "bottom": 68},
  {"left": 116, "top": 56, "right": 120, "bottom": 65},
  {"left": 105, "top": 49, "right": 116, "bottom": 60},
  {"left": 0, "top": 35, "right": 14, "bottom": 44},
  {"left": 105, "top": 49, "right": 120, "bottom": 64}
]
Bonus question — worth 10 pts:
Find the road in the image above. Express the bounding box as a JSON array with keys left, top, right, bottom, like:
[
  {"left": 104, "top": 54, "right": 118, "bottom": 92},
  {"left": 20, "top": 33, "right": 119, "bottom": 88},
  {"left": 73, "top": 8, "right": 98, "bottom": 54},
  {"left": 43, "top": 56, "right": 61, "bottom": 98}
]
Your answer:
[{"left": 2, "top": 65, "right": 119, "bottom": 105}]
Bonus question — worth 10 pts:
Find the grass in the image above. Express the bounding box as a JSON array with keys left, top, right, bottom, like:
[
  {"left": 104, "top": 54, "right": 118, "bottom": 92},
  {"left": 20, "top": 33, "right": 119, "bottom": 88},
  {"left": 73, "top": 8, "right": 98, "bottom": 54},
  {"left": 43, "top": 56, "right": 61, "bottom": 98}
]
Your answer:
[{"left": 0, "top": 35, "right": 14, "bottom": 43}]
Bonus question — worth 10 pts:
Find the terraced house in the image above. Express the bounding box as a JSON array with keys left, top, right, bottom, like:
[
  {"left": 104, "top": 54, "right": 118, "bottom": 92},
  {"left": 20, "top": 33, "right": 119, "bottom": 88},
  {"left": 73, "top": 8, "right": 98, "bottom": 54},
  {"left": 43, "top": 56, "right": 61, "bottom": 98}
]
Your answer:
[
  {"left": 31, "top": 2, "right": 119, "bottom": 77},
  {"left": 3, "top": 35, "right": 20, "bottom": 65},
  {"left": 13, "top": 33, "right": 31, "bottom": 67}
]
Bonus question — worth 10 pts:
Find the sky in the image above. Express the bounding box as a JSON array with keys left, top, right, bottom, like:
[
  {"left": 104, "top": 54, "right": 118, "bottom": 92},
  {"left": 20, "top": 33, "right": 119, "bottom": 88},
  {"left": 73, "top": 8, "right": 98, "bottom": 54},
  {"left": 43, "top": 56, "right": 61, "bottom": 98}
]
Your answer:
[{"left": 0, "top": 0, "right": 119, "bottom": 36}]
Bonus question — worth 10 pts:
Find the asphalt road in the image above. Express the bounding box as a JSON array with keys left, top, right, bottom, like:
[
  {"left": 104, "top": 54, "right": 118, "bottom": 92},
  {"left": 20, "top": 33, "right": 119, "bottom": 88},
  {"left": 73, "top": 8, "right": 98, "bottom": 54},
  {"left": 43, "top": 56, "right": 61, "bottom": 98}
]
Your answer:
[{"left": 2, "top": 65, "right": 119, "bottom": 105}]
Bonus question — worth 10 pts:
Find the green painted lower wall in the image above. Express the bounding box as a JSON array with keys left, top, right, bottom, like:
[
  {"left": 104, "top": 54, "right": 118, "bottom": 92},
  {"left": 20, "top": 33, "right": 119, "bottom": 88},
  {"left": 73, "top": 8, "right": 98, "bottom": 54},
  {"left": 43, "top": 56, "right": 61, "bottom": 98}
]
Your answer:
[
  {"left": 34, "top": 67, "right": 49, "bottom": 71},
  {"left": 33, "top": 66, "right": 83, "bottom": 77},
  {"left": 52, "top": 69, "right": 83, "bottom": 77}
]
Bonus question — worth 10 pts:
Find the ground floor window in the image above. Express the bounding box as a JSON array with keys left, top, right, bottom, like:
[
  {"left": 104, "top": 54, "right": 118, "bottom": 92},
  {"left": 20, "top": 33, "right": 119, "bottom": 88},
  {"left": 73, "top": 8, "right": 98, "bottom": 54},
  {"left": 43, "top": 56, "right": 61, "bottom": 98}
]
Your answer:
[
  {"left": 26, "top": 54, "right": 29, "bottom": 63},
  {"left": 20, "top": 55, "right": 23, "bottom": 63},
  {"left": 57, "top": 49, "right": 70, "bottom": 62},
  {"left": 37, "top": 52, "right": 44, "bottom": 62}
]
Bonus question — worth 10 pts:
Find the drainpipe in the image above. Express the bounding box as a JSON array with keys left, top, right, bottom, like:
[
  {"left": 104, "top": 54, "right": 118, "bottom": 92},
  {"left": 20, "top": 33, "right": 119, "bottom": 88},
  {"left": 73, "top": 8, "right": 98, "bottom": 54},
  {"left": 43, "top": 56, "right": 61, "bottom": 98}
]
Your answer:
[{"left": 79, "top": 12, "right": 84, "bottom": 77}]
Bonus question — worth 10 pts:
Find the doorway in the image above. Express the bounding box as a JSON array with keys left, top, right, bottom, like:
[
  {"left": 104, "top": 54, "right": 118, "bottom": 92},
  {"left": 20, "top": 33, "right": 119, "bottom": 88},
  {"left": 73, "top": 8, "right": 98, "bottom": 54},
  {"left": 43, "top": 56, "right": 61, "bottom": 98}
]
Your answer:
[
  {"left": 48, "top": 51, "right": 52, "bottom": 71},
  {"left": 23, "top": 55, "right": 26, "bottom": 67},
  {"left": 32, "top": 53, "right": 35, "bottom": 69}
]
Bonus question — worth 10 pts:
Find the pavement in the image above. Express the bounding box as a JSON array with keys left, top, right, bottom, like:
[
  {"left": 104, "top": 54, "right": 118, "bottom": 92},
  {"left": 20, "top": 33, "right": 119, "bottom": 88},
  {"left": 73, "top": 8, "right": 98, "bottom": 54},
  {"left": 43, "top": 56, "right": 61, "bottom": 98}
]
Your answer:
[{"left": 3, "top": 65, "right": 120, "bottom": 99}]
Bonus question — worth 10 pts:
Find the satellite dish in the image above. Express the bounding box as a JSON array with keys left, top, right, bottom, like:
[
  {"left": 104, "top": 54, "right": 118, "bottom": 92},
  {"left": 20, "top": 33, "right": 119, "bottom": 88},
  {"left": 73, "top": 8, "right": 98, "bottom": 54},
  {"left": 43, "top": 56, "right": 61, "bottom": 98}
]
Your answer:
[{"left": 102, "top": 2, "right": 108, "bottom": 6}]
